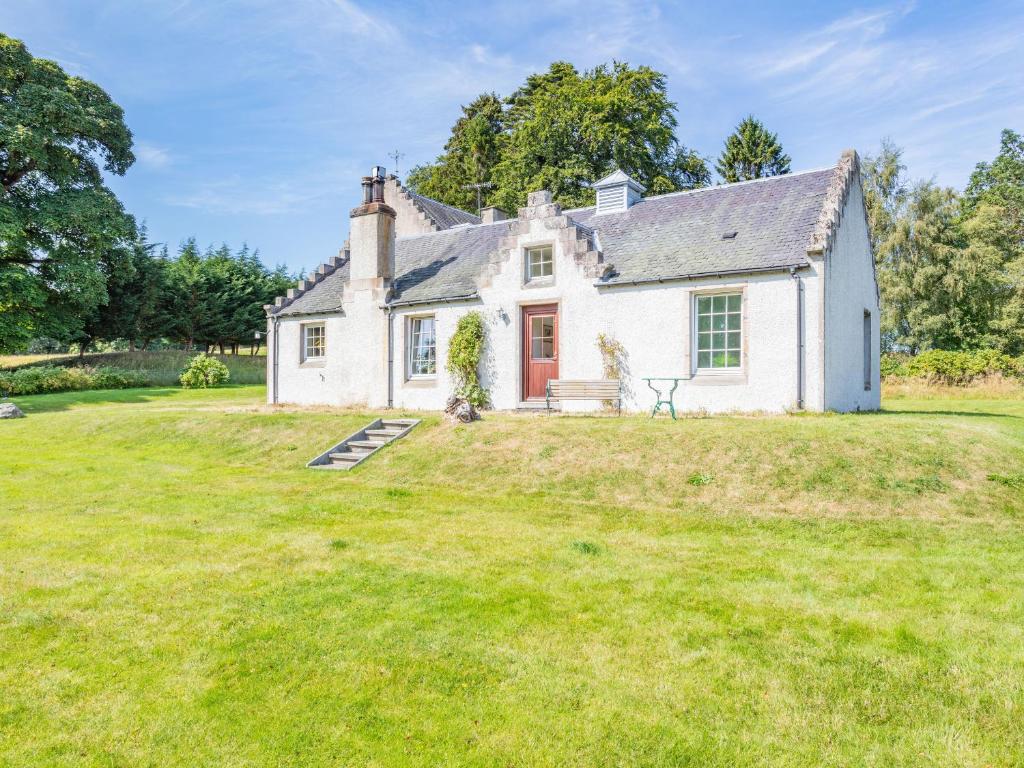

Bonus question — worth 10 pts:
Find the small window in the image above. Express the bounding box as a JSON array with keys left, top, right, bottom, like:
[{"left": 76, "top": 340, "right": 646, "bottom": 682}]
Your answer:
[
  {"left": 407, "top": 316, "right": 436, "bottom": 377},
  {"left": 695, "top": 293, "right": 742, "bottom": 370},
  {"left": 526, "top": 245, "right": 553, "bottom": 281},
  {"left": 863, "top": 310, "right": 872, "bottom": 390},
  {"left": 302, "top": 323, "right": 325, "bottom": 361}
]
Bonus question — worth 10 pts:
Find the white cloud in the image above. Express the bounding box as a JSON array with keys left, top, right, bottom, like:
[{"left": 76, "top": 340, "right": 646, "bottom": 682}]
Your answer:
[{"left": 134, "top": 142, "right": 172, "bottom": 169}]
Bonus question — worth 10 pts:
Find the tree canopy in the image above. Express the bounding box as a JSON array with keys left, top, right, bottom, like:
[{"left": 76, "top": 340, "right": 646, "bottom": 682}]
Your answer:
[
  {"left": 408, "top": 61, "right": 709, "bottom": 213},
  {"left": 863, "top": 132, "right": 1024, "bottom": 355},
  {"left": 0, "top": 32, "right": 137, "bottom": 351},
  {"left": 715, "top": 116, "right": 791, "bottom": 183}
]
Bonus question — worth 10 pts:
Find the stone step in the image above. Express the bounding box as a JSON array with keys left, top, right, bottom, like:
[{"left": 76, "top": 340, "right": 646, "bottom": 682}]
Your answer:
[
  {"left": 381, "top": 419, "right": 417, "bottom": 429},
  {"left": 328, "top": 452, "right": 362, "bottom": 463},
  {"left": 347, "top": 439, "right": 386, "bottom": 450},
  {"left": 308, "top": 418, "right": 421, "bottom": 470}
]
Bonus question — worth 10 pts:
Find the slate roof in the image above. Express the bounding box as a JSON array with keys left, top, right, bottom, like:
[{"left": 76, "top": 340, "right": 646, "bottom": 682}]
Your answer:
[
  {"left": 275, "top": 257, "right": 350, "bottom": 316},
  {"left": 271, "top": 163, "right": 842, "bottom": 315},
  {"left": 391, "top": 221, "right": 507, "bottom": 304},
  {"left": 407, "top": 191, "right": 481, "bottom": 229},
  {"left": 572, "top": 167, "right": 835, "bottom": 284}
]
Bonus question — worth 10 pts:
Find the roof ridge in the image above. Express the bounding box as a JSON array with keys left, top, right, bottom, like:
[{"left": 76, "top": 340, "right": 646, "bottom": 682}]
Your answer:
[
  {"left": 562, "top": 164, "right": 838, "bottom": 214},
  {"left": 408, "top": 190, "right": 480, "bottom": 220},
  {"left": 396, "top": 218, "right": 511, "bottom": 241}
]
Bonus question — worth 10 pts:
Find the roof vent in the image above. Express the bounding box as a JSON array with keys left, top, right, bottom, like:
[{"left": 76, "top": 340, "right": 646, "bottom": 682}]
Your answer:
[
  {"left": 722, "top": 231, "right": 738, "bottom": 239},
  {"left": 593, "top": 169, "right": 645, "bottom": 215}
]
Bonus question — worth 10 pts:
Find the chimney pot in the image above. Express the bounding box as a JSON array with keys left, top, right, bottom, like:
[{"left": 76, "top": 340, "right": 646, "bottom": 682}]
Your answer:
[{"left": 361, "top": 176, "right": 373, "bottom": 204}]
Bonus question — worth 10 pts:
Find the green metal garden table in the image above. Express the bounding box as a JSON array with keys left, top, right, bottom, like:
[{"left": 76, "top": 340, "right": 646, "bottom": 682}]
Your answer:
[{"left": 642, "top": 377, "right": 685, "bottom": 420}]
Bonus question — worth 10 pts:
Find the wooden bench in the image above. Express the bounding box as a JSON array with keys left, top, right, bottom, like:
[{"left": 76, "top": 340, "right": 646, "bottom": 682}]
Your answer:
[{"left": 545, "top": 379, "right": 622, "bottom": 415}]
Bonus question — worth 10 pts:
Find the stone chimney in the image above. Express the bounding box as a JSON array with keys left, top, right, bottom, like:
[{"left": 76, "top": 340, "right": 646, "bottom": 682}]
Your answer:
[
  {"left": 480, "top": 206, "right": 508, "bottom": 224},
  {"left": 349, "top": 166, "right": 396, "bottom": 282}
]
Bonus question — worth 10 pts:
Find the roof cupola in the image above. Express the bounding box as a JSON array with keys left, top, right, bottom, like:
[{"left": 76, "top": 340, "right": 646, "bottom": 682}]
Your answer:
[{"left": 593, "top": 169, "right": 645, "bottom": 214}]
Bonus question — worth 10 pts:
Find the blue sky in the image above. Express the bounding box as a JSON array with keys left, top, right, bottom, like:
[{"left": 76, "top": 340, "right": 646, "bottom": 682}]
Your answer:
[{"left": 3, "top": 0, "right": 1022, "bottom": 275}]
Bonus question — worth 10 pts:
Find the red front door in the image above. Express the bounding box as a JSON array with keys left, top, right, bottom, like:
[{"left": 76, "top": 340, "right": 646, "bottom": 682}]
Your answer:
[{"left": 522, "top": 304, "right": 559, "bottom": 400}]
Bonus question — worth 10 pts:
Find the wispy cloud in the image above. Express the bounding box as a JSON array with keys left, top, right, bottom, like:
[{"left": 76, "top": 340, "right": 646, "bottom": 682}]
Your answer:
[{"left": 134, "top": 142, "right": 172, "bottom": 169}]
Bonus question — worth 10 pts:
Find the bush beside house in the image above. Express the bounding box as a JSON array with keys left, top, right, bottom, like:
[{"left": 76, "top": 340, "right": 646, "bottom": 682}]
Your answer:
[
  {"left": 179, "top": 354, "right": 231, "bottom": 389},
  {"left": 0, "top": 366, "right": 151, "bottom": 397},
  {"left": 882, "top": 349, "right": 1024, "bottom": 385}
]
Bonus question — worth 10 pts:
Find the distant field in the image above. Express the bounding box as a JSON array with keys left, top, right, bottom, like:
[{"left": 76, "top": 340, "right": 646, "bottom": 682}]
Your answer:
[
  {"left": 1, "top": 386, "right": 1022, "bottom": 766},
  {"left": 0, "top": 350, "right": 266, "bottom": 385}
]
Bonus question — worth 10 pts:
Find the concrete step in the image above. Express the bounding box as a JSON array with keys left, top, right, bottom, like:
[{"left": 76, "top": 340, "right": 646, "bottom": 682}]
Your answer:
[
  {"left": 328, "top": 452, "right": 362, "bottom": 463},
  {"left": 347, "top": 439, "right": 386, "bottom": 450},
  {"left": 308, "top": 418, "right": 421, "bottom": 470}
]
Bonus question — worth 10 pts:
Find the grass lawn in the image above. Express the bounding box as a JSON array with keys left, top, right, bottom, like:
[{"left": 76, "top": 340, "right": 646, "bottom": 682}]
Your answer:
[{"left": 1, "top": 386, "right": 1023, "bottom": 766}]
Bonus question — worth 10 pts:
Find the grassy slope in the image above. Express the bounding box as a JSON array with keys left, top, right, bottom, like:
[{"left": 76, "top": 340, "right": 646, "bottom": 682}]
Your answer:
[
  {"left": 1, "top": 387, "right": 1023, "bottom": 767},
  {"left": 0, "top": 351, "right": 266, "bottom": 385}
]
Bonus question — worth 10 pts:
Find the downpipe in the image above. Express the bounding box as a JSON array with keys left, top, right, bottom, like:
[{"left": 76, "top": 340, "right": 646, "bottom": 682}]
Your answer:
[
  {"left": 791, "top": 267, "right": 804, "bottom": 410},
  {"left": 271, "top": 315, "right": 280, "bottom": 404},
  {"left": 386, "top": 307, "right": 394, "bottom": 409}
]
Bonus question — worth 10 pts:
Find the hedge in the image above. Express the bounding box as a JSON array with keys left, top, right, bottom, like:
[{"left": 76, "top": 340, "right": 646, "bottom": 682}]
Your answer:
[
  {"left": 0, "top": 366, "right": 151, "bottom": 397},
  {"left": 882, "top": 350, "right": 1024, "bottom": 384}
]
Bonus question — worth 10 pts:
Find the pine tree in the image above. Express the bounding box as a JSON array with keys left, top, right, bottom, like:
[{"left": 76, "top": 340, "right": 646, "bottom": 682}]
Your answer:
[{"left": 715, "top": 116, "right": 791, "bottom": 183}]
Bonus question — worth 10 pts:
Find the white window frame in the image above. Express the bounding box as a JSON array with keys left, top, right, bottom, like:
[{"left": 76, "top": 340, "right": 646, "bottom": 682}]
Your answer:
[
  {"left": 301, "top": 322, "right": 325, "bottom": 363},
  {"left": 693, "top": 291, "right": 743, "bottom": 372},
  {"left": 406, "top": 315, "right": 437, "bottom": 379},
  {"left": 524, "top": 244, "right": 554, "bottom": 282}
]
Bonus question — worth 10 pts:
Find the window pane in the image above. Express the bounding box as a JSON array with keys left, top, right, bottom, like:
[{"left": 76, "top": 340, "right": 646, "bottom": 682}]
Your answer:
[
  {"left": 697, "top": 332, "right": 711, "bottom": 350},
  {"left": 712, "top": 351, "right": 727, "bottom": 367},
  {"left": 697, "top": 296, "right": 711, "bottom": 314},
  {"left": 697, "top": 351, "right": 711, "bottom": 368},
  {"left": 698, "top": 314, "right": 711, "bottom": 331},
  {"left": 541, "top": 316, "right": 554, "bottom": 337},
  {"left": 712, "top": 332, "right": 726, "bottom": 349},
  {"left": 409, "top": 317, "right": 436, "bottom": 375},
  {"left": 712, "top": 295, "right": 726, "bottom": 312},
  {"left": 727, "top": 294, "right": 741, "bottom": 312},
  {"left": 528, "top": 247, "right": 553, "bottom": 279},
  {"left": 727, "top": 332, "right": 741, "bottom": 349},
  {"left": 725, "top": 351, "right": 740, "bottom": 367},
  {"left": 542, "top": 338, "right": 554, "bottom": 358},
  {"left": 712, "top": 314, "right": 726, "bottom": 331},
  {"left": 727, "top": 313, "right": 741, "bottom": 330}
]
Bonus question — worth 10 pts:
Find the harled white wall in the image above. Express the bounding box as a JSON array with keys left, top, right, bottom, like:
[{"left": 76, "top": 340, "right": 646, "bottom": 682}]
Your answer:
[{"left": 823, "top": 181, "right": 881, "bottom": 412}]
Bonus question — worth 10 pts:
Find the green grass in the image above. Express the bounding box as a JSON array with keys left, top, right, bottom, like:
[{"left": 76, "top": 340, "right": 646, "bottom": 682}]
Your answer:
[
  {"left": 2, "top": 350, "right": 266, "bottom": 385},
  {"left": 0, "top": 350, "right": 266, "bottom": 385},
  {"left": 2, "top": 387, "right": 1023, "bottom": 766}
]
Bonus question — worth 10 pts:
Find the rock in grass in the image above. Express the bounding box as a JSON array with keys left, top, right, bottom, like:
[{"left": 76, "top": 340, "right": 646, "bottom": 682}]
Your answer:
[{"left": 0, "top": 402, "right": 25, "bottom": 419}]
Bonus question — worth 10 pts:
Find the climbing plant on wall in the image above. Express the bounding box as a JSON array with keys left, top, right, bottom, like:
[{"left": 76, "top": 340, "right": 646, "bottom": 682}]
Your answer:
[{"left": 446, "top": 311, "right": 489, "bottom": 408}]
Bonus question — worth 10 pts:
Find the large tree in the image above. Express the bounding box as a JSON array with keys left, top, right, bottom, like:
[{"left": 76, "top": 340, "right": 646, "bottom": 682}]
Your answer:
[
  {"left": 408, "top": 62, "right": 708, "bottom": 213},
  {"left": 0, "top": 33, "right": 136, "bottom": 351},
  {"left": 492, "top": 62, "right": 708, "bottom": 212},
  {"left": 961, "top": 129, "right": 1024, "bottom": 354},
  {"left": 863, "top": 139, "right": 1010, "bottom": 353},
  {"left": 406, "top": 93, "right": 504, "bottom": 213},
  {"left": 715, "top": 116, "right": 791, "bottom": 183}
]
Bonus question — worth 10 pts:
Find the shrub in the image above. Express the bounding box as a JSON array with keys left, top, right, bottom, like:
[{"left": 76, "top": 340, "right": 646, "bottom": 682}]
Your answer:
[
  {"left": 179, "top": 354, "right": 231, "bottom": 389},
  {"left": 883, "top": 349, "right": 1022, "bottom": 385},
  {"left": 446, "top": 312, "right": 489, "bottom": 408},
  {"left": 0, "top": 366, "right": 150, "bottom": 396}
]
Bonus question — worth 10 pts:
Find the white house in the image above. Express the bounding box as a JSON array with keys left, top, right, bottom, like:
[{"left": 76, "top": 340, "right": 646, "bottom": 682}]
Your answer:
[{"left": 265, "top": 150, "right": 880, "bottom": 414}]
